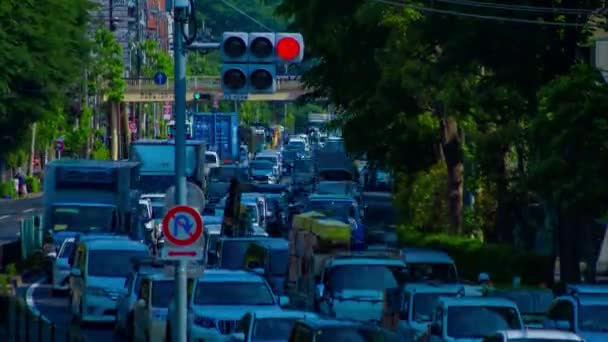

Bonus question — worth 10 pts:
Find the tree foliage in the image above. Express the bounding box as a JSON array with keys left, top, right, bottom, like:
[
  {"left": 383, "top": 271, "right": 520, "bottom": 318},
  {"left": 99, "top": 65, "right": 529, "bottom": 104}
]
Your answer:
[
  {"left": 276, "top": 0, "right": 607, "bottom": 279},
  {"left": 89, "top": 27, "right": 126, "bottom": 102},
  {"left": 0, "top": 0, "right": 93, "bottom": 157}
]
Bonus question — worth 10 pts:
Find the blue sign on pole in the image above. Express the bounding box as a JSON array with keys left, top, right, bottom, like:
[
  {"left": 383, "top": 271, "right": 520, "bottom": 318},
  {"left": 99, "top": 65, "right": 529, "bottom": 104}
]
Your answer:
[{"left": 154, "top": 71, "right": 167, "bottom": 85}]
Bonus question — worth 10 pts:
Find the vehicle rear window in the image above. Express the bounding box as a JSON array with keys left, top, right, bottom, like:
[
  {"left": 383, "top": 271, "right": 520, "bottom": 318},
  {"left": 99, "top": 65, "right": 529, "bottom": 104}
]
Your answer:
[
  {"left": 88, "top": 250, "right": 150, "bottom": 277},
  {"left": 193, "top": 281, "right": 274, "bottom": 305},
  {"left": 406, "top": 262, "right": 458, "bottom": 283},
  {"left": 252, "top": 318, "right": 299, "bottom": 340},
  {"left": 151, "top": 280, "right": 174, "bottom": 307},
  {"left": 59, "top": 241, "right": 75, "bottom": 258},
  {"left": 447, "top": 306, "right": 521, "bottom": 338},
  {"left": 220, "top": 240, "right": 253, "bottom": 270}
]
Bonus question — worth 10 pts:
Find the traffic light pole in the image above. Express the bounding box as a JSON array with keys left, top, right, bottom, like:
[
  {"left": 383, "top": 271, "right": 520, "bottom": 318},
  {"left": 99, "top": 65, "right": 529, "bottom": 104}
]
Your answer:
[{"left": 173, "top": 5, "right": 188, "bottom": 342}]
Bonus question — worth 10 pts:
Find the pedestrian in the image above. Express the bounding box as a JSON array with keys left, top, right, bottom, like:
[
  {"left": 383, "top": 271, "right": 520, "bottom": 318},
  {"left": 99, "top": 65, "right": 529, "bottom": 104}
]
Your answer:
[{"left": 18, "top": 172, "right": 27, "bottom": 197}]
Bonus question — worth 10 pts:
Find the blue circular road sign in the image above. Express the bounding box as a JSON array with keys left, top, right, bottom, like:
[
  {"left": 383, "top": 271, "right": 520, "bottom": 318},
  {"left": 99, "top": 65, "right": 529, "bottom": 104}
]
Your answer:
[{"left": 154, "top": 72, "right": 167, "bottom": 85}]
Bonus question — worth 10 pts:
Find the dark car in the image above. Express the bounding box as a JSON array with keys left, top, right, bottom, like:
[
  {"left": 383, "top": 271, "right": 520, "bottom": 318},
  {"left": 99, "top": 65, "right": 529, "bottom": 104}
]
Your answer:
[{"left": 206, "top": 166, "right": 250, "bottom": 213}]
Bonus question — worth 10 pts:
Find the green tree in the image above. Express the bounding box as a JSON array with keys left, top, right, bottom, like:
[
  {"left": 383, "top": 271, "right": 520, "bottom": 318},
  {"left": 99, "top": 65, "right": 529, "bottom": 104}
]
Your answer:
[
  {"left": 0, "top": 0, "right": 93, "bottom": 159},
  {"left": 528, "top": 64, "right": 608, "bottom": 282},
  {"left": 89, "top": 27, "right": 126, "bottom": 102},
  {"left": 141, "top": 40, "right": 174, "bottom": 77}
]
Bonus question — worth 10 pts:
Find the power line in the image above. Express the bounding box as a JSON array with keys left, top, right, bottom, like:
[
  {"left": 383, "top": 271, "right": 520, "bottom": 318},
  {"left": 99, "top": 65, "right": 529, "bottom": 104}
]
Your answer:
[
  {"left": 217, "top": 0, "right": 274, "bottom": 31},
  {"left": 372, "top": 0, "right": 588, "bottom": 26},
  {"left": 431, "top": 0, "right": 594, "bottom": 15}
]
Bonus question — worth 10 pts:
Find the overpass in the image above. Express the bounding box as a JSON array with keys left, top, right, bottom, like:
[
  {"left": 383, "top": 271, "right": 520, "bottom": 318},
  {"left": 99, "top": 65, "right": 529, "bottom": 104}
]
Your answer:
[{"left": 122, "top": 76, "right": 307, "bottom": 102}]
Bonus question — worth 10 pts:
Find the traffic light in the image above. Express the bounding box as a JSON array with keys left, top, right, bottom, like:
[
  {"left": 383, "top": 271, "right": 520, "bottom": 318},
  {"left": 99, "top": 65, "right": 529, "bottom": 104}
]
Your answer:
[
  {"left": 221, "top": 32, "right": 249, "bottom": 95},
  {"left": 193, "top": 93, "right": 212, "bottom": 101},
  {"left": 275, "top": 33, "right": 304, "bottom": 63},
  {"left": 220, "top": 32, "right": 305, "bottom": 96},
  {"left": 247, "top": 32, "right": 276, "bottom": 94}
]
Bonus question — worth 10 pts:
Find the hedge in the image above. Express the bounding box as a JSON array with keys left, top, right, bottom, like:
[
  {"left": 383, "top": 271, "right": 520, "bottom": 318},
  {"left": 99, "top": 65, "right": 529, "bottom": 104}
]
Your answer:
[
  {"left": 0, "top": 181, "right": 16, "bottom": 199},
  {"left": 397, "top": 227, "right": 552, "bottom": 285},
  {"left": 25, "top": 176, "right": 40, "bottom": 193}
]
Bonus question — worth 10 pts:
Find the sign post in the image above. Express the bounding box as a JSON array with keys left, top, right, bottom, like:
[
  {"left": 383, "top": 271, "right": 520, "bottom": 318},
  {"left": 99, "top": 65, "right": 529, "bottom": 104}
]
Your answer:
[
  {"left": 161, "top": 205, "right": 204, "bottom": 260},
  {"left": 54, "top": 140, "right": 64, "bottom": 159}
]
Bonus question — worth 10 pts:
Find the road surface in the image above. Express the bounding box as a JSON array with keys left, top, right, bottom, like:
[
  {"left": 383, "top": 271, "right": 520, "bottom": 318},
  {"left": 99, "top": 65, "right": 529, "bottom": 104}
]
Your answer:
[{"left": 0, "top": 195, "right": 43, "bottom": 244}]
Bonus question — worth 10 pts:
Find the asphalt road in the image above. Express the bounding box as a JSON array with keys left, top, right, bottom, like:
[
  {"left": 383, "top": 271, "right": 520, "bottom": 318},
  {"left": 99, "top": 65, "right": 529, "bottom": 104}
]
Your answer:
[
  {"left": 27, "top": 280, "right": 124, "bottom": 342},
  {"left": 0, "top": 195, "right": 43, "bottom": 244}
]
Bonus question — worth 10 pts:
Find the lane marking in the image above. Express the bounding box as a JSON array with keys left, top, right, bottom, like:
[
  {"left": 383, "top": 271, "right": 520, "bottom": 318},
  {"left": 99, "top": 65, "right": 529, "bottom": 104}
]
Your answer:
[
  {"left": 0, "top": 215, "right": 8, "bottom": 220},
  {"left": 23, "top": 208, "right": 35, "bottom": 213},
  {"left": 26, "top": 277, "right": 51, "bottom": 323}
]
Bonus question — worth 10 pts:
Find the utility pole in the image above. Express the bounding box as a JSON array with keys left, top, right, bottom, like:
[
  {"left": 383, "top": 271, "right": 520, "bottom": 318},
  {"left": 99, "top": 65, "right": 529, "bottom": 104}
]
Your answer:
[{"left": 172, "top": 2, "right": 188, "bottom": 342}]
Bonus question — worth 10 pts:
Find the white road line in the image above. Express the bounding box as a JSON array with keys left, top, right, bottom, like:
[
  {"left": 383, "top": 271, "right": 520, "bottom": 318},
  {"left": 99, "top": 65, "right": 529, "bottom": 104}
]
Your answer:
[
  {"left": 26, "top": 277, "right": 51, "bottom": 323},
  {"left": 23, "top": 208, "right": 35, "bottom": 213},
  {"left": 0, "top": 215, "right": 8, "bottom": 220}
]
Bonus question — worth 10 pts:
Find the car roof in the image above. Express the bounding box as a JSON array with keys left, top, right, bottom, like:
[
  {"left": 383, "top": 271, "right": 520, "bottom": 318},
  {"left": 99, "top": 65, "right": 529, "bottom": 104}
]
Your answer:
[
  {"left": 404, "top": 283, "right": 465, "bottom": 294},
  {"left": 196, "top": 270, "right": 264, "bottom": 283},
  {"left": 441, "top": 296, "right": 518, "bottom": 308},
  {"left": 500, "top": 329, "right": 583, "bottom": 340},
  {"left": 400, "top": 248, "right": 455, "bottom": 264},
  {"left": 254, "top": 238, "right": 289, "bottom": 250},
  {"left": 203, "top": 216, "right": 223, "bottom": 225},
  {"left": 252, "top": 310, "right": 319, "bottom": 320},
  {"left": 297, "top": 317, "right": 363, "bottom": 329},
  {"left": 308, "top": 194, "right": 353, "bottom": 201},
  {"left": 329, "top": 256, "right": 405, "bottom": 267},
  {"left": 83, "top": 239, "right": 149, "bottom": 251}
]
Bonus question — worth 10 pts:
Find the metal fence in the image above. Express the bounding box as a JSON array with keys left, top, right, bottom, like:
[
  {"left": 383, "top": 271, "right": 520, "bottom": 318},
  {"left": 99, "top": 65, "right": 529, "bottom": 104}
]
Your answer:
[{"left": 0, "top": 295, "right": 85, "bottom": 342}]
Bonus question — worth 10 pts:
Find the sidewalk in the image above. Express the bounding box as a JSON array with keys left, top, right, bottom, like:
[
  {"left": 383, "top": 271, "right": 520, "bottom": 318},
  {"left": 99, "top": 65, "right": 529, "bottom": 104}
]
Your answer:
[{"left": 0, "top": 193, "right": 43, "bottom": 202}]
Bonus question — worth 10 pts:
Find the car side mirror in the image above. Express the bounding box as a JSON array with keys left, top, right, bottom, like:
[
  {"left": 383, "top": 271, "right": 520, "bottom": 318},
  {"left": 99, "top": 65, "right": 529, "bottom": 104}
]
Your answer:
[
  {"left": 278, "top": 295, "right": 290, "bottom": 307},
  {"left": 252, "top": 268, "right": 264, "bottom": 276},
  {"left": 70, "top": 268, "right": 82, "bottom": 278}
]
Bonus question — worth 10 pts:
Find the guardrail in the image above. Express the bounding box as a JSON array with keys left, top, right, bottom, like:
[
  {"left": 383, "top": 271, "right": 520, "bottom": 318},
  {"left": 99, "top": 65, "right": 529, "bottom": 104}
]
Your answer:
[
  {"left": 123, "top": 76, "right": 306, "bottom": 92},
  {"left": 20, "top": 216, "right": 44, "bottom": 261},
  {"left": 0, "top": 294, "right": 85, "bottom": 341}
]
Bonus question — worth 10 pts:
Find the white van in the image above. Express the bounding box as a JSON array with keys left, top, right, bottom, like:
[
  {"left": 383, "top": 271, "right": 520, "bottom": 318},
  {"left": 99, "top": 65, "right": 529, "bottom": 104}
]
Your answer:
[
  {"left": 69, "top": 238, "right": 150, "bottom": 323},
  {"left": 205, "top": 151, "right": 220, "bottom": 176}
]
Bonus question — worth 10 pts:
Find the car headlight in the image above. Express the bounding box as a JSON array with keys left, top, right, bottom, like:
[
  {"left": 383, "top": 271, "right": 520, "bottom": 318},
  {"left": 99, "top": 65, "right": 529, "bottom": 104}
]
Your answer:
[
  {"left": 86, "top": 286, "right": 105, "bottom": 296},
  {"left": 192, "top": 315, "right": 216, "bottom": 328}
]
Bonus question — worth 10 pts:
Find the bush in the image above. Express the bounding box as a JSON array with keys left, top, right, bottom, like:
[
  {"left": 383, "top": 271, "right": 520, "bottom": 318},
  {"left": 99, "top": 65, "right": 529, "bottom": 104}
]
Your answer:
[
  {"left": 25, "top": 176, "right": 40, "bottom": 193},
  {"left": 0, "top": 181, "right": 17, "bottom": 199},
  {"left": 397, "top": 227, "right": 552, "bottom": 285}
]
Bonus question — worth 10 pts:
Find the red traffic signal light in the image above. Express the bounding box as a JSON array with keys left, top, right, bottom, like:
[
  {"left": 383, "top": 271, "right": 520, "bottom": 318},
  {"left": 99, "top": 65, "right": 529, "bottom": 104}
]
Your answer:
[{"left": 276, "top": 36, "right": 301, "bottom": 62}]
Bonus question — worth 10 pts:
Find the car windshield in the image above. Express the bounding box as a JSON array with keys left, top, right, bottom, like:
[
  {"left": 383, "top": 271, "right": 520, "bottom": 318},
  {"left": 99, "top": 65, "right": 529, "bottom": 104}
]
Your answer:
[
  {"left": 252, "top": 317, "right": 299, "bottom": 340},
  {"left": 59, "top": 241, "right": 75, "bottom": 258},
  {"left": 446, "top": 306, "right": 522, "bottom": 338},
  {"left": 244, "top": 205, "right": 258, "bottom": 223},
  {"left": 412, "top": 293, "right": 457, "bottom": 322},
  {"left": 288, "top": 141, "right": 305, "bottom": 149},
  {"left": 256, "top": 156, "right": 276, "bottom": 164},
  {"left": 307, "top": 200, "right": 353, "bottom": 222},
  {"left": 317, "top": 182, "right": 351, "bottom": 195},
  {"left": 220, "top": 240, "right": 254, "bottom": 270},
  {"left": 210, "top": 167, "right": 246, "bottom": 182},
  {"left": 578, "top": 304, "right": 608, "bottom": 332},
  {"left": 269, "top": 249, "right": 289, "bottom": 275},
  {"left": 406, "top": 262, "right": 458, "bottom": 283},
  {"left": 329, "top": 265, "right": 404, "bottom": 293},
  {"left": 51, "top": 206, "right": 116, "bottom": 232},
  {"left": 251, "top": 161, "right": 274, "bottom": 171},
  {"left": 88, "top": 250, "right": 150, "bottom": 278},
  {"left": 193, "top": 281, "right": 275, "bottom": 305},
  {"left": 151, "top": 280, "right": 174, "bottom": 307}
]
